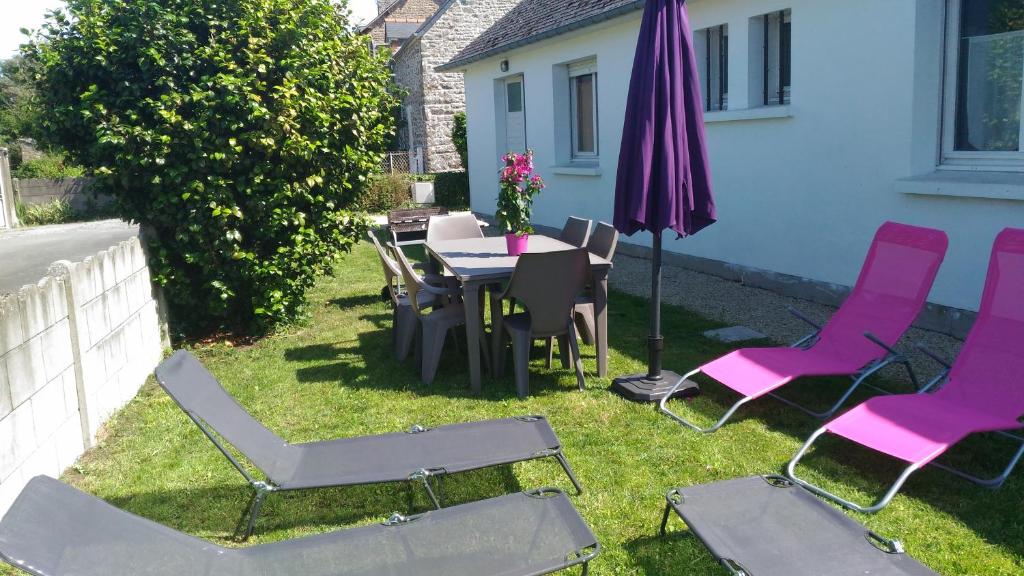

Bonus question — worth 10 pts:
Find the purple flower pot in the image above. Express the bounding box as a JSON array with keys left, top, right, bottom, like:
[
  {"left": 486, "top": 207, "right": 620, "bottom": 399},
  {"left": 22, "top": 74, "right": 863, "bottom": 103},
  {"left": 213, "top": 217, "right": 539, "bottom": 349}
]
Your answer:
[{"left": 505, "top": 233, "right": 529, "bottom": 256}]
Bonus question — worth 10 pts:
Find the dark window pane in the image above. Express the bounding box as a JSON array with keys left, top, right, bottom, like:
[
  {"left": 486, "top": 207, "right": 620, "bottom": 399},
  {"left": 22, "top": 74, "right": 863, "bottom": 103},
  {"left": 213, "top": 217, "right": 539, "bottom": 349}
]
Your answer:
[
  {"left": 575, "top": 74, "right": 595, "bottom": 153},
  {"left": 954, "top": 0, "right": 1024, "bottom": 152},
  {"left": 506, "top": 81, "right": 523, "bottom": 113},
  {"left": 781, "top": 21, "right": 791, "bottom": 89}
]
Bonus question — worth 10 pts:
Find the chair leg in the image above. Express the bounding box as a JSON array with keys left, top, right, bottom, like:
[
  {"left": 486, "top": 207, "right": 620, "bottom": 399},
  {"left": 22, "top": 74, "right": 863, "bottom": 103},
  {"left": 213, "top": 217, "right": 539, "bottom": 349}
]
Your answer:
[
  {"left": 567, "top": 322, "right": 586, "bottom": 391},
  {"left": 395, "top": 307, "right": 417, "bottom": 361},
  {"left": 929, "top": 432, "right": 1024, "bottom": 488},
  {"left": 575, "top": 306, "right": 596, "bottom": 346},
  {"left": 786, "top": 427, "right": 923, "bottom": 514},
  {"left": 511, "top": 331, "right": 532, "bottom": 398},
  {"left": 557, "top": 334, "right": 571, "bottom": 369},
  {"left": 658, "top": 369, "right": 754, "bottom": 433},
  {"left": 235, "top": 485, "right": 271, "bottom": 542},
  {"left": 421, "top": 322, "right": 447, "bottom": 385},
  {"left": 545, "top": 338, "right": 554, "bottom": 369}
]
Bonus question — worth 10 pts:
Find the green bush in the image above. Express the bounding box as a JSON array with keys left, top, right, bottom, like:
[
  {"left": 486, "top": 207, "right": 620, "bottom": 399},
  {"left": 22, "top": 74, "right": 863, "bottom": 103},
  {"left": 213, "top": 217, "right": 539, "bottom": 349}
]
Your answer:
[
  {"left": 451, "top": 111, "right": 468, "bottom": 170},
  {"left": 433, "top": 171, "right": 470, "bottom": 210},
  {"left": 358, "top": 173, "right": 412, "bottom": 213},
  {"left": 15, "top": 198, "right": 74, "bottom": 226},
  {"left": 12, "top": 151, "right": 85, "bottom": 179},
  {"left": 28, "top": 0, "right": 398, "bottom": 336}
]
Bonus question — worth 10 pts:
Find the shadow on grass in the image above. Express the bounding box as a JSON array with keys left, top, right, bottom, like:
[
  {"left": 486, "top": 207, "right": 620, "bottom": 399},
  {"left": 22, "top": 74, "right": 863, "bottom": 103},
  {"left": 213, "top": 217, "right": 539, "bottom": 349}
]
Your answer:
[
  {"left": 106, "top": 466, "right": 523, "bottom": 543},
  {"left": 624, "top": 530, "right": 721, "bottom": 575}
]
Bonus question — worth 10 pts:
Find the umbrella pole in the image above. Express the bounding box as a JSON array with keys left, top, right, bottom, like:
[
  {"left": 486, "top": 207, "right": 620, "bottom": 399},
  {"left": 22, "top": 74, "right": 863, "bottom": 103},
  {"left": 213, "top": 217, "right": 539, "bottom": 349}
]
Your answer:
[
  {"left": 611, "top": 229, "right": 699, "bottom": 402},
  {"left": 648, "top": 230, "right": 664, "bottom": 380}
]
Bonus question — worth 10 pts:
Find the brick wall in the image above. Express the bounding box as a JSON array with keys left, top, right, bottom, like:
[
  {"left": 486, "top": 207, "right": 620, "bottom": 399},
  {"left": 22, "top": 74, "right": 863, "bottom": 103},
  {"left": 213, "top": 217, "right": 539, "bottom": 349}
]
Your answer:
[{"left": 0, "top": 237, "right": 168, "bottom": 513}]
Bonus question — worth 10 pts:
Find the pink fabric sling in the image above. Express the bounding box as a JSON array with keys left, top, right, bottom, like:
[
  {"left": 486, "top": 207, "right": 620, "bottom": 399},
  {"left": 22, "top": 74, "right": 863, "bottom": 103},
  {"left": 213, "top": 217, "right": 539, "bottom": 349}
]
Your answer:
[
  {"left": 827, "top": 228, "right": 1024, "bottom": 466},
  {"left": 702, "top": 222, "right": 948, "bottom": 400}
]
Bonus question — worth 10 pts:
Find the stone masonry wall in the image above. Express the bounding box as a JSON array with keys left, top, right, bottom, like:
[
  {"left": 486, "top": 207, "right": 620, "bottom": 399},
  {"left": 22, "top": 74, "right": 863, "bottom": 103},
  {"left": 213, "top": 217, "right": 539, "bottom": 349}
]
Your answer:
[
  {"left": 363, "top": 0, "right": 445, "bottom": 47},
  {"left": 0, "top": 237, "right": 168, "bottom": 514},
  {"left": 401, "top": 0, "right": 521, "bottom": 173}
]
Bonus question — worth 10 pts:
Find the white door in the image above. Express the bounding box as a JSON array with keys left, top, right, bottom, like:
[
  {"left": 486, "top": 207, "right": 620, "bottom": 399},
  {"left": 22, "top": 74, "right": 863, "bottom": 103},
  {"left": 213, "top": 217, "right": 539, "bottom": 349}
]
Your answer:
[{"left": 504, "top": 77, "right": 526, "bottom": 153}]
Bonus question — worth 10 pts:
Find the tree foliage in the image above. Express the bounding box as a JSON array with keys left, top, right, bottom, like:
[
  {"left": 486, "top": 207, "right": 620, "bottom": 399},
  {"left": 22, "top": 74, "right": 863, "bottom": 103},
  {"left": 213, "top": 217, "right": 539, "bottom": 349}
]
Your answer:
[
  {"left": 0, "top": 55, "right": 42, "bottom": 142},
  {"left": 451, "top": 111, "right": 468, "bottom": 170},
  {"left": 27, "top": 0, "right": 399, "bottom": 336}
]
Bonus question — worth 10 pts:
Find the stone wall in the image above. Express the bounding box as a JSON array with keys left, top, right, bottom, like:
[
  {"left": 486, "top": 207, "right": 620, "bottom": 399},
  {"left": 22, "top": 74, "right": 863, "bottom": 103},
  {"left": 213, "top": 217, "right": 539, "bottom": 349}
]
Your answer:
[
  {"left": 394, "top": 0, "right": 521, "bottom": 173},
  {"left": 363, "top": 0, "right": 445, "bottom": 47},
  {"left": 0, "top": 237, "right": 168, "bottom": 514}
]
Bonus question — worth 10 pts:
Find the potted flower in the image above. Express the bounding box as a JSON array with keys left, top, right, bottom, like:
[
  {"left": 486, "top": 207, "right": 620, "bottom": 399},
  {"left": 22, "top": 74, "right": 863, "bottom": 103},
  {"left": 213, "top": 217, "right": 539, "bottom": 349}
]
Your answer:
[{"left": 495, "top": 150, "right": 544, "bottom": 256}]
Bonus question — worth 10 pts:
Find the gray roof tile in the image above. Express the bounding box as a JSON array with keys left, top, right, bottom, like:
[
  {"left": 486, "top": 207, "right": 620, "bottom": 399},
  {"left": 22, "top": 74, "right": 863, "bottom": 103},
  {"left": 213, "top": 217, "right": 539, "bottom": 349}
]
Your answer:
[{"left": 438, "top": 0, "right": 644, "bottom": 71}]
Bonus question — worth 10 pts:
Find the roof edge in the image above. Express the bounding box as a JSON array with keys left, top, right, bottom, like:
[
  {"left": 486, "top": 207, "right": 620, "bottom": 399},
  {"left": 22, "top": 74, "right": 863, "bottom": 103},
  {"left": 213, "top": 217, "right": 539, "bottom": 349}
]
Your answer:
[
  {"left": 392, "top": 0, "right": 456, "bottom": 59},
  {"left": 436, "top": 0, "right": 645, "bottom": 72}
]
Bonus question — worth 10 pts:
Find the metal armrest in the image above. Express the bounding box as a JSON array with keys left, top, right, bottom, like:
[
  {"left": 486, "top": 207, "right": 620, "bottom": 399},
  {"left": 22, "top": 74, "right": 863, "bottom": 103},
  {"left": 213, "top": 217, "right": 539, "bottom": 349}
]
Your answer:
[
  {"left": 863, "top": 332, "right": 900, "bottom": 357},
  {"left": 787, "top": 306, "right": 822, "bottom": 330},
  {"left": 914, "top": 342, "right": 952, "bottom": 369}
]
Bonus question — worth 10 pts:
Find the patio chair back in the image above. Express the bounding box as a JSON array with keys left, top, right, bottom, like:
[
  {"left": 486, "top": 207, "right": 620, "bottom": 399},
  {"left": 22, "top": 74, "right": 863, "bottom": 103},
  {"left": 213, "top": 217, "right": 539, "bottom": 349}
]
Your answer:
[
  {"left": 587, "top": 222, "right": 619, "bottom": 261},
  {"left": 392, "top": 242, "right": 432, "bottom": 316},
  {"left": 368, "top": 231, "right": 401, "bottom": 305},
  {"left": 813, "top": 222, "right": 948, "bottom": 365},
  {"left": 934, "top": 228, "right": 1024, "bottom": 420},
  {"left": 154, "top": 350, "right": 289, "bottom": 476},
  {"left": 505, "top": 249, "right": 589, "bottom": 336},
  {"left": 560, "top": 216, "right": 593, "bottom": 248},
  {"left": 426, "top": 213, "right": 483, "bottom": 243}
]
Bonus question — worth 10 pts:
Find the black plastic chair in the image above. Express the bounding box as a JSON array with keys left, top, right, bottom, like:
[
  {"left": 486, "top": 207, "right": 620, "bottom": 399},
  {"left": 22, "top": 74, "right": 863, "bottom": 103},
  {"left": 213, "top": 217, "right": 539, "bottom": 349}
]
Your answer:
[
  {"left": 492, "top": 249, "right": 590, "bottom": 398},
  {"left": 575, "top": 222, "right": 619, "bottom": 344},
  {"left": 559, "top": 216, "right": 592, "bottom": 248}
]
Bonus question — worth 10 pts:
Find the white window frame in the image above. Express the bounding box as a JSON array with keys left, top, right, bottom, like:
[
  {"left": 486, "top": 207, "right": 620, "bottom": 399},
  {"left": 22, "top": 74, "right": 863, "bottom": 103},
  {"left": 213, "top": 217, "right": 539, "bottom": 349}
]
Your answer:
[
  {"left": 569, "top": 60, "right": 599, "bottom": 160},
  {"left": 941, "top": 0, "right": 1024, "bottom": 172}
]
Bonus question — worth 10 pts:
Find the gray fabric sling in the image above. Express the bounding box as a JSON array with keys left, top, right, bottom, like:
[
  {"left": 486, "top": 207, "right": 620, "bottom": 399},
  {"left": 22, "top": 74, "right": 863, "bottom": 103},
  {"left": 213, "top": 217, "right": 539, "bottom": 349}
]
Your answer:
[
  {"left": 661, "top": 476, "right": 936, "bottom": 576},
  {"left": 0, "top": 476, "right": 599, "bottom": 576},
  {"left": 153, "top": 350, "right": 583, "bottom": 538}
]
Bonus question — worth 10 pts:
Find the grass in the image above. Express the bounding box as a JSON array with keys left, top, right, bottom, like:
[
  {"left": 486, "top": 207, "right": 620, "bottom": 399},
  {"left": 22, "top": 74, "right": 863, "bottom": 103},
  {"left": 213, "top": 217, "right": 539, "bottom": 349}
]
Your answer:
[{"left": 11, "top": 241, "right": 1023, "bottom": 574}]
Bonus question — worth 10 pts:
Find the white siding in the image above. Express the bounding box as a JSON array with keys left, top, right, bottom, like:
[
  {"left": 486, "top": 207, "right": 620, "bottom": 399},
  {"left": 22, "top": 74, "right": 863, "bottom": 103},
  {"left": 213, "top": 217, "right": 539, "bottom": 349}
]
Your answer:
[{"left": 462, "top": 0, "right": 1024, "bottom": 313}]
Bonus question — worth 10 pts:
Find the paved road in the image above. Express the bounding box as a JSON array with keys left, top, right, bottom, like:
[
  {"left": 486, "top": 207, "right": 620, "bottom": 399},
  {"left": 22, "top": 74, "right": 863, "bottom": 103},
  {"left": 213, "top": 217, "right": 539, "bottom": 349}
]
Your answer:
[{"left": 0, "top": 220, "right": 140, "bottom": 295}]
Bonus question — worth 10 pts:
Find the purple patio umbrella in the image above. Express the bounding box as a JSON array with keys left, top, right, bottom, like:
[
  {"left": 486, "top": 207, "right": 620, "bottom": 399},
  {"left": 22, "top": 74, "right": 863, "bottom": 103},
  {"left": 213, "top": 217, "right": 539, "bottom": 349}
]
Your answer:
[{"left": 611, "top": 0, "right": 717, "bottom": 402}]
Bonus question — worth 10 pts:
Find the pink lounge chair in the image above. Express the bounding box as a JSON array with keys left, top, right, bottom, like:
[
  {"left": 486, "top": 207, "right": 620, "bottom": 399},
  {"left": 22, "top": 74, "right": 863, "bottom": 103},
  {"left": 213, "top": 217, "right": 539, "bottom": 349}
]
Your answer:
[
  {"left": 787, "top": 228, "right": 1024, "bottom": 513},
  {"left": 660, "top": 222, "right": 949, "bottom": 432}
]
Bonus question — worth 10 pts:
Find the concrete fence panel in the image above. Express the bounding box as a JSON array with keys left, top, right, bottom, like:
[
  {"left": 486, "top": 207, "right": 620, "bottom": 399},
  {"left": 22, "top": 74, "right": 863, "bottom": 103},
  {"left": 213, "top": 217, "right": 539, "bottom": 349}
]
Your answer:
[{"left": 0, "top": 236, "right": 167, "bottom": 514}]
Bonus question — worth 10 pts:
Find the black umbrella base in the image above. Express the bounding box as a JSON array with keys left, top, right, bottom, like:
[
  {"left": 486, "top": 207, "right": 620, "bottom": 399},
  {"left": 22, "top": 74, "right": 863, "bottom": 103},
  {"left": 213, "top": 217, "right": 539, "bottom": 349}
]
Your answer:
[{"left": 611, "top": 371, "right": 700, "bottom": 402}]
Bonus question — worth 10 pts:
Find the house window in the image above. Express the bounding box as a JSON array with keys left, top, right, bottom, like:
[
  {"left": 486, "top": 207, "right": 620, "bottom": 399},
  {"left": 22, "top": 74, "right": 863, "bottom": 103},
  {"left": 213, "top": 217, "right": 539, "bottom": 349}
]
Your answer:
[
  {"left": 697, "top": 25, "right": 728, "bottom": 111},
  {"left": 755, "top": 9, "right": 791, "bottom": 106},
  {"left": 942, "top": 0, "right": 1024, "bottom": 169},
  {"left": 569, "top": 60, "right": 598, "bottom": 159}
]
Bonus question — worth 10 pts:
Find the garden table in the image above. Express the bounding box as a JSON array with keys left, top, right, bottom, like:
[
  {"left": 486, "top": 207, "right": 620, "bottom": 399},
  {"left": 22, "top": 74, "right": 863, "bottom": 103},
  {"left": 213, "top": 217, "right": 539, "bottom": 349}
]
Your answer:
[{"left": 425, "top": 235, "right": 612, "bottom": 392}]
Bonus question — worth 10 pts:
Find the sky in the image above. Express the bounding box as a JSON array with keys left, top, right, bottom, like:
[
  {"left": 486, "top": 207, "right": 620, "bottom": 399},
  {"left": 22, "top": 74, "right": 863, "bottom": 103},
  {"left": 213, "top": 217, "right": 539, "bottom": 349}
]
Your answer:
[{"left": 0, "top": 0, "right": 381, "bottom": 60}]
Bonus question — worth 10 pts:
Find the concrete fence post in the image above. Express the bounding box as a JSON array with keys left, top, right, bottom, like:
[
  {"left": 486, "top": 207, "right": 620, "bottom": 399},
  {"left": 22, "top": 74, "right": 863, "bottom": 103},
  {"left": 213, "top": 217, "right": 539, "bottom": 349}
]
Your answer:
[
  {"left": 46, "top": 261, "right": 93, "bottom": 449},
  {"left": 0, "top": 148, "right": 18, "bottom": 228}
]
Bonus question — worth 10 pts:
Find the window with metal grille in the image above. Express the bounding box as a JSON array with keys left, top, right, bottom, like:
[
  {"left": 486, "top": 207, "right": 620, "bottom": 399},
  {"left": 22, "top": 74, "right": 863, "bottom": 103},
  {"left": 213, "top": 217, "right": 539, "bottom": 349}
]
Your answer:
[
  {"left": 757, "top": 9, "right": 791, "bottom": 107},
  {"left": 696, "top": 25, "right": 728, "bottom": 112}
]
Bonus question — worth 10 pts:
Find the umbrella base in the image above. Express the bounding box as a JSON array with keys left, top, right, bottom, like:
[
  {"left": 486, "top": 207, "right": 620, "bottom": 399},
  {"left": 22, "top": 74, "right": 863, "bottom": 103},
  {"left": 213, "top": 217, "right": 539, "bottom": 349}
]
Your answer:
[{"left": 610, "top": 371, "right": 700, "bottom": 402}]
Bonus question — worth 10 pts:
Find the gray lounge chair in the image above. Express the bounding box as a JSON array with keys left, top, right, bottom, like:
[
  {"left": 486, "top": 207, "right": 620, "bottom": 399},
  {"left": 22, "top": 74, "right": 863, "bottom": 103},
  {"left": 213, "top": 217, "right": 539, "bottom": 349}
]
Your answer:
[
  {"left": 0, "top": 476, "right": 599, "bottom": 576},
  {"left": 153, "top": 350, "right": 583, "bottom": 539},
  {"left": 660, "top": 476, "right": 936, "bottom": 576},
  {"left": 559, "top": 216, "right": 593, "bottom": 248}
]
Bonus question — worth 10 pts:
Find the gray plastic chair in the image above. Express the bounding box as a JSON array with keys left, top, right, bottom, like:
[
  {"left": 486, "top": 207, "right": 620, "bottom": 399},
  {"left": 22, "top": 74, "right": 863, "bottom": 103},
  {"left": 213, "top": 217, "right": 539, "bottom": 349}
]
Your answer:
[
  {"left": 368, "top": 232, "right": 449, "bottom": 361},
  {"left": 575, "top": 222, "right": 619, "bottom": 344},
  {"left": 559, "top": 216, "right": 593, "bottom": 248},
  {"left": 426, "top": 213, "right": 484, "bottom": 243},
  {"left": 153, "top": 351, "right": 583, "bottom": 540},
  {"left": 0, "top": 476, "right": 599, "bottom": 576},
  {"left": 493, "top": 249, "right": 589, "bottom": 398},
  {"left": 394, "top": 244, "right": 490, "bottom": 384}
]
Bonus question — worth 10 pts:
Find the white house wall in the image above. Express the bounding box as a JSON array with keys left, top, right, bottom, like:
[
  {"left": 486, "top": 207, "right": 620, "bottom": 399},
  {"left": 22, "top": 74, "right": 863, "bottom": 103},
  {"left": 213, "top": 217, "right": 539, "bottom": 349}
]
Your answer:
[{"left": 462, "top": 0, "right": 1024, "bottom": 318}]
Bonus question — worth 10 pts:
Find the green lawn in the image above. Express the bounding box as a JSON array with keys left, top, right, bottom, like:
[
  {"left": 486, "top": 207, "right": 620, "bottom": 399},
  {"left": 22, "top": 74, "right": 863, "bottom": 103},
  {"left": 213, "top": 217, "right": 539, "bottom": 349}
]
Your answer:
[{"left": 14, "top": 241, "right": 1023, "bottom": 574}]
